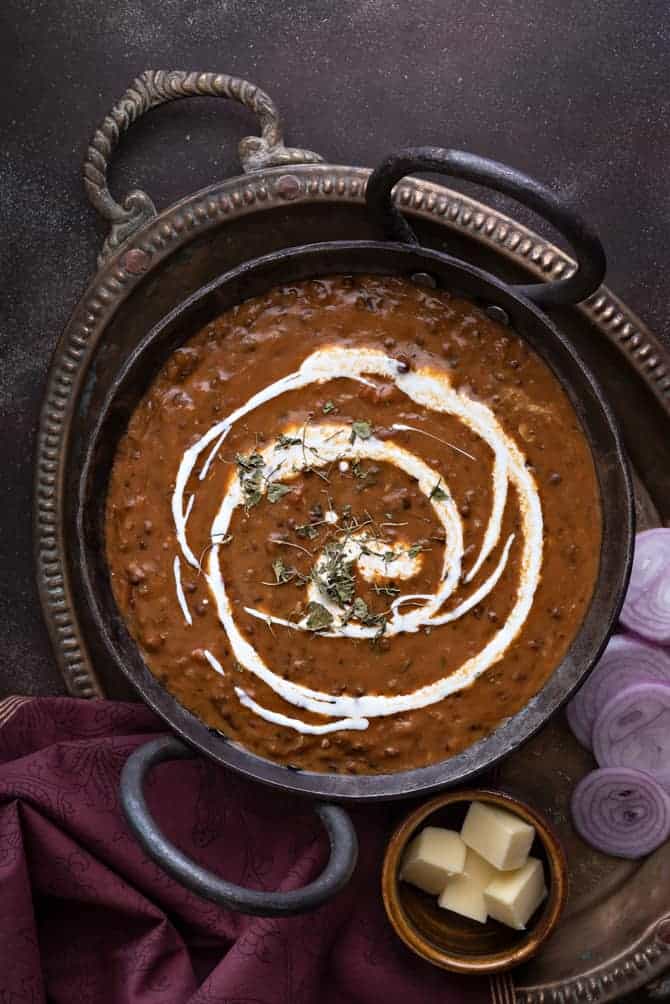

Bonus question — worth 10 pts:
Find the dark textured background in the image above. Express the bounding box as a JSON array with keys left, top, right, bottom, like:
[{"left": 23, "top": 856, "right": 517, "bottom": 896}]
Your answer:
[{"left": 1, "top": 1, "right": 669, "bottom": 701}]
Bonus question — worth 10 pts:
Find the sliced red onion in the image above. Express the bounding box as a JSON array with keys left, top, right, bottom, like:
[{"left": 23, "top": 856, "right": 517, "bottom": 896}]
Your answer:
[
  {"left": 566, "top": 635, "right": 670, "bottom": 749},
  {"left": 593, "top": 682, "right": 670, "bottom": 792},
  {"left": 620, "top": 529, "right": 670, "bottom": 643},
  {"left": 571, "top": 767, "right": 670, "bottom": 858}
]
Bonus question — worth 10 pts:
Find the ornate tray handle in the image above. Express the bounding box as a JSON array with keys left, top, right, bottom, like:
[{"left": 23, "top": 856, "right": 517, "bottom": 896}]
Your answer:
[{"left": 83, "top": 69, "right": 324, "bottom": 263}]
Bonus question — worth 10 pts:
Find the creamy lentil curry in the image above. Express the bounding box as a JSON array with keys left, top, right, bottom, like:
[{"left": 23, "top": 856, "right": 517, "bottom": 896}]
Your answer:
[{"left": 106, "top": 275, "right": 601, "bottom": 774}]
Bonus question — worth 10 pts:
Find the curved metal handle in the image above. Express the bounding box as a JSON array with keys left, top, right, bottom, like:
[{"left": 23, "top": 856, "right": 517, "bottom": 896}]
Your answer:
[
  {"left": 120, "top": 735, "right": 358, "bottom": 916},
  {"left": 365, "top": 146, "right": 606, "bottom": 307},
  {"left": 84, "top": 69, "right": 324, "bottom": 263}
]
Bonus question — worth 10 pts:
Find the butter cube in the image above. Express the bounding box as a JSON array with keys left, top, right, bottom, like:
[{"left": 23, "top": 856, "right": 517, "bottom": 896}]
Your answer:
[
  {"left": 461, "top": 802, "right": 535, "bottom": 870},
  {"left": 438, "top": 875, "right": 487, "bottom": 923},
  {"left": 484, "top": 857, "right": 547, "bottom": 930},
  {"left": 437, "top": 848, "right": 499, "bottom": 923},
  {"left": 400, "top": 827, "right": 466, "bottom": 894},
  {"left": 462, "top": 848, "right": 498, "bottom": 888}
]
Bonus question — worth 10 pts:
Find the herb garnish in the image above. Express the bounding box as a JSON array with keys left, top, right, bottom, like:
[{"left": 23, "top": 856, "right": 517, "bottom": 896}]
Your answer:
[
  {"left": 236, "top": 452, "right": 265, "bottom": 509},
  {"left": 350, "top": 419, "right": 372, "bottom": 443},
  {"left": 305, "top": 601, "right": 333, "bottom": 631},
  {"left": 322, "top": 400, "right": 336, "bottom": 414},
  {"left": 352, "top": 596, "right": 369, "bottom": 620},
  {"left": 312, "top": 540, "right": 356, "bottom": 606},
  {"left": 366, "top": 612, "right": 389, "bottom": 643},
  {"left": 340, "top": 595, "right": 387, "bottom": 638},
  {"left": 267, "top": 482, "right": 291, "bottom": 503},
  {"left": 236, "top": 452, "right": 264, "bottom": 471},
  {"left": 295, "top": 522, "right": 320, "bottom": 540},
  {"left": 272, "top": 558, "right": 293, "bottom": 584},
  {"left": 429, "top": 480, "right": 449, "bottom": 502},
  {"left": 269, "top": 557, "right": 308, "bottom": 586},
  {"left": 351, "top": 461, "right": 380, "bottom": 487},
  {"left": 407, "top": 542, "right": 426, "bottom": 558},
  {"left": 275, "top": 434, "right": 302, "bottom": 450}
]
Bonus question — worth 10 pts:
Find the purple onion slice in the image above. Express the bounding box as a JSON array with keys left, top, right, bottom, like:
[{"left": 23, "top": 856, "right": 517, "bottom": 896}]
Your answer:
[
  {"left": 620, "top": 529, "right": 670, "bottom": 643},
  {"left": 593, "top": 681, "right": 670, "bottom": 791},
  {"left": 571, "top": 767, "right": 670, "bottom": 858},
  {"left": 566, "top": 635, "right": 670, "bottom": 749}
]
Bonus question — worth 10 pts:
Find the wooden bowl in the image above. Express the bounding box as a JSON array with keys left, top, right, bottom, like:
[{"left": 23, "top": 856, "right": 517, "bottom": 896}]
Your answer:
[{"left": 382, "top": 789, "right": 567, "bottom": 974}]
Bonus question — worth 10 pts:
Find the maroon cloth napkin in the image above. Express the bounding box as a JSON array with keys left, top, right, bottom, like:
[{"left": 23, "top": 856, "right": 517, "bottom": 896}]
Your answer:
[{"left": 0, "top": 697, "right": 505, "bottom": 1004}]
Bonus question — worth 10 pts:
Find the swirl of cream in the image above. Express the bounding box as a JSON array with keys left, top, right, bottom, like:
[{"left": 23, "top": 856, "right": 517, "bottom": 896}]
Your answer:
[{"left": 171, "top": 347, "right": 543, "bottom": 734}]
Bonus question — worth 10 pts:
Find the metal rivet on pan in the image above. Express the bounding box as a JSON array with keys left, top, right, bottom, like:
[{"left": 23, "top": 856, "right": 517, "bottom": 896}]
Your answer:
[
  {"left": 486, "top": 305, "right": 510, "bottom": 326},
  {"left": 410, "top": 272, "right": 437, "bottom": 289},
  {"left": 276, "top": 175, "right": 301, "bottom": 200},
  {"left": 656, "top": 918, "right": 670, "bottom": 944},
  {"left": 122, "top": 249, "right": 151, "bottom": 275}
]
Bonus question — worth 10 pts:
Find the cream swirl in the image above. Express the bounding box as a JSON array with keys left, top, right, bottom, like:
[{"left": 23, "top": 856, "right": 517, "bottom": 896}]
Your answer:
[{"left": 171, "top": 347, "right": 543, "bottom": 734}]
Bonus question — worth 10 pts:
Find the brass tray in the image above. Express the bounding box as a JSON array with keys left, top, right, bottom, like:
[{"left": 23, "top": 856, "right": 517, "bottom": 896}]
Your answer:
[{"left": 35, "top": 72, "right": 670, "bottom": 1001}]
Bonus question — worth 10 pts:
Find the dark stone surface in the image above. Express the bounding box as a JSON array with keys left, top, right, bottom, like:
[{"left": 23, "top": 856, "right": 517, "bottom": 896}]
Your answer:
[{"left": 1, "top": 0, "right": 669, "bottom": 702}]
